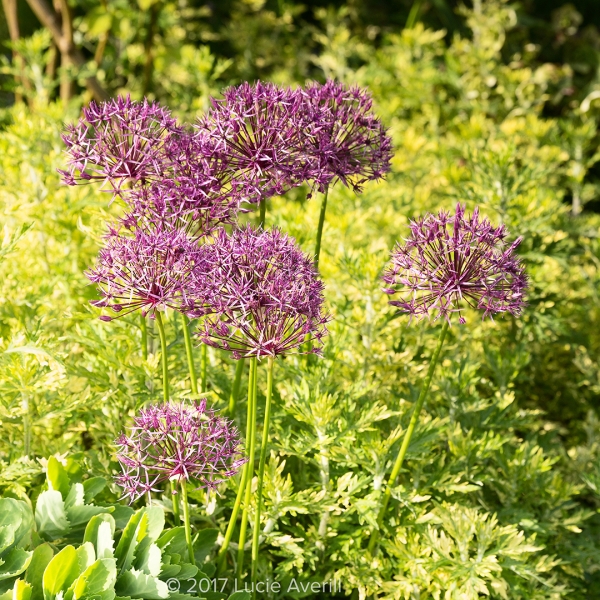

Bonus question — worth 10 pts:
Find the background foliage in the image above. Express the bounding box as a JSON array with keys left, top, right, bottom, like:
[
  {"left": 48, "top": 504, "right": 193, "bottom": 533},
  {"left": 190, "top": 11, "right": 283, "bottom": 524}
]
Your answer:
[{"left": 1, "top": 0, "right": 600, "bottom": 598}]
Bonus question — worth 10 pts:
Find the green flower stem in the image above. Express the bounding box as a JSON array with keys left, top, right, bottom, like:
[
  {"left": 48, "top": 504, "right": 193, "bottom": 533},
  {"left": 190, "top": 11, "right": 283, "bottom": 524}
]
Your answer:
[
  {"left": 22, "top": 394, "right": 30, "bottom": 457},
  {"left": 237, "top": 358, "right": 258, "bottom": 582},
  {"left": 180, "top": 481, "right": 196, "bottom": 566},
  {"left": 229, "top": 359, "right": 245, "bottom": 415},
  {"left": 154, "top": 312, "right": 180, "bottom": 521},
  {"left": 201, "top": 343, "right": 208, "bottom": 393},
  {"left": 154, "top": 311, "right": 169, "bottom": 402},
  {"left": 217, "top": 358, "right": 253, "bottom": 573},
  {"left": 181, "top": 313, "right": 198, "bottom": 395},
  {"left": 140, "top": 313, "right": 148, "bottom": 360},
  {"left": 251, "top": 356, "right": 274, "bottom": 592},
  {"left": 259, "top": 198, "right": 266, "bottom": 228},
  {"left": 367, "top": 320, "right": 449, "bottom": 554},
  {"left": 314, "top": 187, "right": 329, "bottom": 269},
  {"left": 171, "top": 481, "right": 181, "bottom": 522},
  {"left": 406, "top": 0, "right": 424, "bottom": 28}
]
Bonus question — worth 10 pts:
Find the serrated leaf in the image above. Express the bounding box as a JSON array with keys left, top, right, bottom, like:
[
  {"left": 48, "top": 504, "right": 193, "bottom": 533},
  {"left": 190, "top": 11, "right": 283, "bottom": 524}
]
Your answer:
[
  {"left": 228, "top": 593, "right": 250, "bottom": 600},
  {"left": 13, "top": 579, "right": 32, "bottom": 600},
  {"left": 84, "top": 515, "right": 116, "bottom": 560},
  {"left": 72, "top": 558, "right": 116, "bottom": 600},
  {"left": 0, "top": 528, "right": 15, "bottom": 556},
  {"left": 75, "top": 543, "right": 95, "bottom": 573},
  {"left": 64, "top": 485, "right": 84, "bottom": 511},
  {"left": 115, "top": 569, "right": 168, "bottom": 600},
  {"left": 66, "top": 505, "right": 111, "bottom": 529},
  {"left": 35, "top": 492, "right": 69, "bottom": 541},
  {"left": 0, "top": 549, "right": 32, "bottom": 581},
  {"left": 0, "top": 500, "right": 33, "bottom": 551}
]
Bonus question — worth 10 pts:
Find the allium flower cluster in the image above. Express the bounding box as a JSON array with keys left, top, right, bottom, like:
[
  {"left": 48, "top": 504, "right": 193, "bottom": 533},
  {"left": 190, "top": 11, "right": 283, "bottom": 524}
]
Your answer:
[
  {"left": 86, "top": 226, "right": 206, "bottom": 320},
  {"left": 197, "top": 82, "right": 309, "bottom": 203},
  {"left": 382, "top": 204, "right": 528, "bottom": 324},
  {"left": 189, "top": 226, "right": 329, "bottom": 358},
  {"left": 59, "top": 96, "right": 179, "bottom": 193},
  {"left": 301, "top": 80, "right": 393, "bottom": 193},
  {"left": 115, "top": 399, "right": 246, "bottom": 503},
  {"left": 122, "top": 132, "right": 241, "bottom": 238}
]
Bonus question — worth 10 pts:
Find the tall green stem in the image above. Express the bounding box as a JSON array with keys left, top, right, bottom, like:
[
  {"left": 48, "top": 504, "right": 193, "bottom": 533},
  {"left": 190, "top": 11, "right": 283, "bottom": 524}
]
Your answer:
[
  {"left": 405, "top": 0, "right": 424, "bottom": 28},
  {"left": 181, "top": 313, "right": 198, "bottom": 395},
  {"left": 155, "top": 311, "right": 169, "bottom": 402},
  {"left": 22, "top": 394, "right": 30, "bottom": 457},
  {"left": 217, "top": 358, "right": 253, "bottom": 573},
  {"left": 171, "top": 481, "right": 181, "bottom": 522},
  {"left": 229, "top": 359, "right": 245, "bottom": 415},
  {"left": 180, "top": 481, "right": 196, "bottom": 565},
  {"left": 367, "top": 321, "right": 449, "bottom": 554},
  {"left": 259, "top": 198, "right": 266, "bottom": 228},
  {"left": 140, "top": 314, "right": 148, "bottom": 360},
  {"left": 314, "top": 188, "right": 329, "bottom": 269},
  {"left": 251, "top": 357, "right": 274, "bottom": 591},
  {"left": 200, "top": 344, "right": 208, "bottom": 393},
  {"left": 237, "top": 358, "right": 258, "bottom": 582},
  {"left": 155, "top": 312, "right": 180, "bottom": 521}
]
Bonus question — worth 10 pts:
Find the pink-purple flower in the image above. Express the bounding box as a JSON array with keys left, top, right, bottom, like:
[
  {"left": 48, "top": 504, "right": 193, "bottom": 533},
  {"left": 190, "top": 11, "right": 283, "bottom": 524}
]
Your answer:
[
  {"left": 59, "top": 95, "right": 179, "bottom": 193},
  {"left": 382, "top": 204, "right": 528, "bottom": 324},
  {"left": 300, "top": 80, "right": 393, "bottom": 194},
  {"left": 115, "top": 399, "right": 246, "bottom": 503},
  {"left": 197, "top": 82, "right": 308, "bottom": 203},
  {"left": 190, "top": 226, "right": 329, "bottom": 358},
  {"left": 86, "top": 226, "right": 205, "bottom": 320}
]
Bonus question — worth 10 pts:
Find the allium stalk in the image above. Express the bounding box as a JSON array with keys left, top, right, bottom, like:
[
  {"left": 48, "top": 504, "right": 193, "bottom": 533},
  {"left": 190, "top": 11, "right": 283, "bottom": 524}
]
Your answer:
[
  {"left": 314, "top": 187, "right": 329, "bottom": 269},
  {"left": 229, "top": 359, "right": 245, "bottom": 415},
  {"left": 368, "top": 203, "right": 528, "bottom": 554},
  {"left": 236, "top": 358, "right": 258, "bottom": 582},
  {"left": 367, "top": 320, "right": 448, "bottom": 554},
  {"left": 251, "top": 356, "right": 274, "bottom": 590},
  {"left": 181, "top": 313, "right": 198, "bottom": 395},
  {"left": 218, "top": 357, "right": 256, "bottom": 574}
]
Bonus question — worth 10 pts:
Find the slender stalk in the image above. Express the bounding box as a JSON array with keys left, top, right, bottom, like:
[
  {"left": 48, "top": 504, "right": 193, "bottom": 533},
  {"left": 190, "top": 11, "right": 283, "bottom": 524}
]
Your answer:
[
  {"left": 405, "top": 0, "right": 424, "bottom": 28},
  {"left": 140, "top": 314, "right": 148, "bottom": 360},
  {"left": 154, "top": 311, "right": 169, "bottom": 402},
  {"left": 217, "top": 358, "right": 254, "bottom": 573},
  {"left": 251, "top": 357, "right": 274, "bottom": 591},
  {"left": 229, "top": 359, "right": 245, "bottom": 415},
  {"left": 367, "top": 321, "right": 449, "bottom": 554},
  {"left": 22, "top": 395, "right": 30, "bottom": 457},
  {"left": 237, "top": 358, "right": 258, "bottom": 582},
  {"left": 314, "top": 187, "right": 329, "bottom": 269},
  {"left": 200, "top": 343, "right": 208, "bottom": 392},
  {"left": 259, "top": 198, "right": 267, "bottom": 228},
  {"left": 171, "top": 481, "right": 181, "bottom": 522},
  {"left": 181, "top": 313, "right": 198, "bottom": 395},
  {"left": 180, "top": 481, "right": 196, "bottom": 565}
]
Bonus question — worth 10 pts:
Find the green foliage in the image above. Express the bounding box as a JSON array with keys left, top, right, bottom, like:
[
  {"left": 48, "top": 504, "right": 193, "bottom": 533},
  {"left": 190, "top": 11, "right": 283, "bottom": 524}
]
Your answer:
[{"left": 1, "top": 0, "right": 600, "bottom": 597}]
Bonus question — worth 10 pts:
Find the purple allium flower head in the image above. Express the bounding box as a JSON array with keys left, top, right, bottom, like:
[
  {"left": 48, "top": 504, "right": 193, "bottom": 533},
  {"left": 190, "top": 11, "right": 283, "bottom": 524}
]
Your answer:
[
  {"left": 86, "top": 225, "right": 205, "bottom": 320},
  {"left": 382, "top": 204, "right": 528, "bottom": 324},
  {"left": 190, "top": 226, "right": 330, "bottom": 358},
  {"left": 59, "top": 95, "right": 179, "bottom": 193},
  {"left": 300, "top": 80, "right": 393, "bottom": 194},
  {"left": 121, "top": 130, "right": 241, "bottom": 238},
  {"left": 197, "top": 82, "right": 308, "bottom": 203},
  {"left": 115, "top": 399, "right": 247, "bottom": 503}
]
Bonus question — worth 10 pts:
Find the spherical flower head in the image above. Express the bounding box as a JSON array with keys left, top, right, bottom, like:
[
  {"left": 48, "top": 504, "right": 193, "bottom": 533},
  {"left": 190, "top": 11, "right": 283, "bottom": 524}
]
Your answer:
[
  {"left": 300, "top": 80, "right": 393, "bottom": 194},
  {"left": 59, "top": 95, "right": 179, "bottom": 193},
  {"left": 115, "top": 399, "right": 247, "bottom": 503},
  {"left": 197, "top": 82, "right": 308, "bottom": 203},
  {"left": 382, "top": 204, "right": 528, "bottom": 324},
  {"left": 86, "top": 225, "right": 205, "bottom": 320},
  {"left": 190, "top": 226, "right": 330, "bottom": 358}
]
